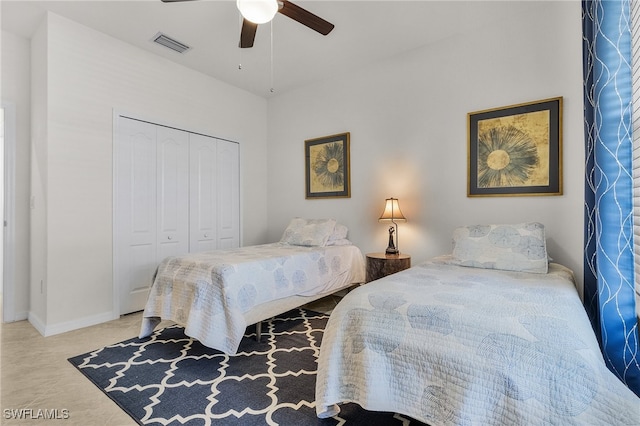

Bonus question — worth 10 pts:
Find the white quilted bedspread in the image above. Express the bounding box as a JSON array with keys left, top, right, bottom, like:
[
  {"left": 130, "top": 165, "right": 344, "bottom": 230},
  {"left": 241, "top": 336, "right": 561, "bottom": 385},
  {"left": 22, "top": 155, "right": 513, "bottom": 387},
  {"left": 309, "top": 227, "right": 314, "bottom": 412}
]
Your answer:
[
  {"left": 139, "top": 243, "right": 364, "bottom": 354},
  {"left": 316, "top": 257, "right": 640, "bottom": 425}
]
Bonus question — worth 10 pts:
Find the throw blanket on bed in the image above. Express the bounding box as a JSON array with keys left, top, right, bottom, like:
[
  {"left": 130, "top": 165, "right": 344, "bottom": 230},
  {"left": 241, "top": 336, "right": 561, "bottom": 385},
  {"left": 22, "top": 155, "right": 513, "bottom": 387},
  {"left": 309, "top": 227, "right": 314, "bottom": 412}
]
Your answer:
[
  {"left": 316, "top": 257, "right": 640, "bottom": 425},
  {"left": 139, "top": 243, "right": 364, "bottom": 354}
]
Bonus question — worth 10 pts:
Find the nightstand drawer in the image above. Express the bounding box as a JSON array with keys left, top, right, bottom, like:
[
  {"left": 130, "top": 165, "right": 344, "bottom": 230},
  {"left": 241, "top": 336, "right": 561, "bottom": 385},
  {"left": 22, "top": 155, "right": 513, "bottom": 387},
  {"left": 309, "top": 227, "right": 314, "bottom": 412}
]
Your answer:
[{"left": 365, "top": 252, "right": 411, "bottom": 283}]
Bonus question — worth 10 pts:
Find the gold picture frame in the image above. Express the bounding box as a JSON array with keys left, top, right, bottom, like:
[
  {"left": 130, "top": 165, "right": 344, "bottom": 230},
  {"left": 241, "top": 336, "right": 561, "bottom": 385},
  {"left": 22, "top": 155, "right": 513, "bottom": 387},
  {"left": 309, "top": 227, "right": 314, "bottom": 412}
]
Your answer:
[
  {"left": 305, "top": 132, "right": 351, "bottom": 199},
  {"left": 467, "top": 97, "right": 563, "bottom": 197}
]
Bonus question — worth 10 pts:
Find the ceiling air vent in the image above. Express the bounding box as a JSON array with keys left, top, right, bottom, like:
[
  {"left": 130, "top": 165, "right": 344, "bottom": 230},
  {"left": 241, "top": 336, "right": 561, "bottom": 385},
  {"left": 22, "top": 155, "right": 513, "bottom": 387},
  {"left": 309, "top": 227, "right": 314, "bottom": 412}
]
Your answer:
[{"left": 152, "top": 32, "right": 191, "bottom": 54}]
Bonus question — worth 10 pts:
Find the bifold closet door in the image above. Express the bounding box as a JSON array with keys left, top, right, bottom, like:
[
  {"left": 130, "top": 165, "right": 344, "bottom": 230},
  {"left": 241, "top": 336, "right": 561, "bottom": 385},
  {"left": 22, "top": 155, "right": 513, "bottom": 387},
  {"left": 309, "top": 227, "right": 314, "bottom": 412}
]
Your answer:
[
  {"left": 189, "top": 133, "right": 218, "bottom": 252},
  {"left": 115, "top": 118, "right": 189, "bottom": 315},
  {"left": 217, "top": 140, "right": 240, "bottom": 249},
  {"left": 115, "top": 117, "right": 239, "bottom": 314},
  {"left": 156, "top": 126, "right": 189, "bottom": 261},
  {"left": 115, "top": 118, "right": 158, "bottom": 315},
  {"left": 189, "top": 136, "right": 240, "bottom": 252}
]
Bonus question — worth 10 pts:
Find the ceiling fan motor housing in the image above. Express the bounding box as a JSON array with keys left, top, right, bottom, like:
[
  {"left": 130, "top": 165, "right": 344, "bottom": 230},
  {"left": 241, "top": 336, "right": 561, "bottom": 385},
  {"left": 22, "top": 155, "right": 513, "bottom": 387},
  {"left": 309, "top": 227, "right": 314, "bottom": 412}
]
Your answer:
[{"left": 237, "top": 0, "right": 279, "bottom": 24}]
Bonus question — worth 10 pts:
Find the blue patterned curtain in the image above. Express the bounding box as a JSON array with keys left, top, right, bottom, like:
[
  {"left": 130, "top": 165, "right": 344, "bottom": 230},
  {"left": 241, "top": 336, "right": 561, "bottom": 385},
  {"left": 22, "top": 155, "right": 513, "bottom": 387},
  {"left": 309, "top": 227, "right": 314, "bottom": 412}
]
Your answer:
[{"left": 583, "top": 0, "right": 640, "bottom": 396}]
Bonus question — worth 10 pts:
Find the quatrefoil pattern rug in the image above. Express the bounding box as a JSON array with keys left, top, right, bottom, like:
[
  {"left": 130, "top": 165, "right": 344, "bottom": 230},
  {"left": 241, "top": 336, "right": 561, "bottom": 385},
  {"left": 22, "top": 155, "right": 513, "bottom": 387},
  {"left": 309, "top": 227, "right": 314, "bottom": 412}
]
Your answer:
[{"left": 69, "top": 308, "right": 426, "bottom": 425}]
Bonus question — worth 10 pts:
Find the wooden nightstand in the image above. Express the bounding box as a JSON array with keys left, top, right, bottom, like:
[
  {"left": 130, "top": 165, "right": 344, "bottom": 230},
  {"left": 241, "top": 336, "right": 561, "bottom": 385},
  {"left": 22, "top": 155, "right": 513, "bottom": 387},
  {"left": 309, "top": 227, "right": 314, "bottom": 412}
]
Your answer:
[{"left": 365, "top": 252, "right": 411, "bottom": 283}]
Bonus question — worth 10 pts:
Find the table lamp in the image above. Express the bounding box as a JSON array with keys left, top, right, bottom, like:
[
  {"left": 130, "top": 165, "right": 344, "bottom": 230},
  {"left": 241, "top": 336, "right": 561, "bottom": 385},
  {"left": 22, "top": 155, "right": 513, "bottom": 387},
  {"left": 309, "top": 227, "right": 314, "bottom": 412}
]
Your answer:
[{"left": 378, "top": 197, "right": 407, "bottom": 255}]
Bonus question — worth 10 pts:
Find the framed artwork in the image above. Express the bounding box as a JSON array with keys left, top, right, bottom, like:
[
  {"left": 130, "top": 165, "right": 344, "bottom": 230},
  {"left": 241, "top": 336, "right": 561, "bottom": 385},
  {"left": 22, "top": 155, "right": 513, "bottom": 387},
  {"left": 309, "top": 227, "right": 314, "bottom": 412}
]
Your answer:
[
  {"left": 467, "top": 97, "right": 563, "bottom": 197},
  {"left": 305, "top": 132, "right": 351, "bottom": 199}
]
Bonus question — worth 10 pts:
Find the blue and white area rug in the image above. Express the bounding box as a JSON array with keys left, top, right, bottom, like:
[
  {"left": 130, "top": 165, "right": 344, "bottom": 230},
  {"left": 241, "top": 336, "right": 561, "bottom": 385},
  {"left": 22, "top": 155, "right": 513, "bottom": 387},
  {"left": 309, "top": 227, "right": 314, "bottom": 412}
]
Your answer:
[{"left": 68, "top": 308, "right": 426, "bottom": 425}]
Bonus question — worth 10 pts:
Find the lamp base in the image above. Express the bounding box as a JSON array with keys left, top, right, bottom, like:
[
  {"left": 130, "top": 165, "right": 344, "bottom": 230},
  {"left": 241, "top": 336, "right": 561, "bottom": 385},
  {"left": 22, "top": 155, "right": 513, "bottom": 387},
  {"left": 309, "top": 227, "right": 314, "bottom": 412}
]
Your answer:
[{"left": 385, "top": 225, "right": 399, "bottom": 255}]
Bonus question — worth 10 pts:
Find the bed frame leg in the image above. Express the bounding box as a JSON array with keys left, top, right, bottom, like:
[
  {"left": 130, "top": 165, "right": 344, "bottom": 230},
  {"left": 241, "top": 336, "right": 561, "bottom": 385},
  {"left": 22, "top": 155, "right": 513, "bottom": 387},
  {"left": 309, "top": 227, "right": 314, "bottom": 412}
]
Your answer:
[{"left": 255, "top": 321, "right": 262, "bottom": 342}]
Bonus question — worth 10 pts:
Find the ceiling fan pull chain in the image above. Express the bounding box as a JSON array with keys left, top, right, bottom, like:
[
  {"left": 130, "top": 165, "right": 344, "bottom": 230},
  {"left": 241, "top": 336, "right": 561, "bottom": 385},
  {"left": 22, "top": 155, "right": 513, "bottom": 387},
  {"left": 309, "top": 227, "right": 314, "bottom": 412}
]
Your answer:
[{"left": 270, "top": 20, "right": 275, "bottom": 93}]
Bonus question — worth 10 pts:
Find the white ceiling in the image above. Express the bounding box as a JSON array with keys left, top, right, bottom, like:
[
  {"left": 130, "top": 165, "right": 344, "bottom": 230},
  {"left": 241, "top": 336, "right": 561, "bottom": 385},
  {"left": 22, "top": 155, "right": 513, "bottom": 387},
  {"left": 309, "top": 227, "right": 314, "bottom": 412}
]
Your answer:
[{"left": 1, "top": 0, "right": 532, "bottom": 98}]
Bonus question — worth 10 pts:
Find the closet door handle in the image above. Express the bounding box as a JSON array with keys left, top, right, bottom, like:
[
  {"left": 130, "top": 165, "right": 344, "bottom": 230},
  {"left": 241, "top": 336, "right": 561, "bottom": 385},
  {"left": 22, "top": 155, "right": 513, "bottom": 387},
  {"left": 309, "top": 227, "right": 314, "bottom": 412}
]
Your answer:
[{"left": 167, "top": 236, "right": 172, "bottom": 240}]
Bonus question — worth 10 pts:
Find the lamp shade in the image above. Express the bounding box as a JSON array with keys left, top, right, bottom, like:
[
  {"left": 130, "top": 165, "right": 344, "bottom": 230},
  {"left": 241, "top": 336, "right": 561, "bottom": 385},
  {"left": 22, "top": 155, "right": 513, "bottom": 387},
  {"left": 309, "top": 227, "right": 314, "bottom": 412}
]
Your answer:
[
  {"left": 378, "top": 198, "right": 407, "bottom": 222},
  {"left": 237, "top": 0, "right": 279, "bottom": 24}
]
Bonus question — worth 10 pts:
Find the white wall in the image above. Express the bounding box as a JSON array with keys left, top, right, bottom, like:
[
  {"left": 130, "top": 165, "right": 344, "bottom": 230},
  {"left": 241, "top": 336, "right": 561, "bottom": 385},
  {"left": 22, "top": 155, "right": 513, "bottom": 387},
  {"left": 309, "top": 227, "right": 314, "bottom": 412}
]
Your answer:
[
  {"left": 30, "top": 19, "right": 49, "bottom": 328},
  {"left": 29, "top": 12, "right": 269, "bottom": 334},
  {"left": 266, "top": 2, "right": 586, "bottom": 293}
]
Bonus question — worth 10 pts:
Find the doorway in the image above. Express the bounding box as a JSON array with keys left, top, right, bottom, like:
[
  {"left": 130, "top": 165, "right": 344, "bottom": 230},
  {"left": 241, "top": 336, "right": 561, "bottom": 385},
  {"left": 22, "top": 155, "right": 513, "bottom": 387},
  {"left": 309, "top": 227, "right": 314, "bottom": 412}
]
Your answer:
[{"left": 2, "top": 102, "right": 16, "bottom": 322}]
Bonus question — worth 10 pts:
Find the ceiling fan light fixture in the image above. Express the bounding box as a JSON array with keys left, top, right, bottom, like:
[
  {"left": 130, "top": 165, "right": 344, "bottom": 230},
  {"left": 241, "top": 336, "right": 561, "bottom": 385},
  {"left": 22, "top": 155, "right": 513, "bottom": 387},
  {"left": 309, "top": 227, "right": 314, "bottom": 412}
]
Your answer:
[{"left": 237, "top": 0, "right": 279, "bottom": 24}]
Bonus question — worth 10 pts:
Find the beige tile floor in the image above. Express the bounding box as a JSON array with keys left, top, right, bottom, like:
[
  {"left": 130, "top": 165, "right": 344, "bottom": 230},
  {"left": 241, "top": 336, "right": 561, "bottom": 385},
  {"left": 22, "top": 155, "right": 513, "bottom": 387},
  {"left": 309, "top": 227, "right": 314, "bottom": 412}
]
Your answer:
[{"left": 0, "top": 294, "right": 342, "bottom": 426}]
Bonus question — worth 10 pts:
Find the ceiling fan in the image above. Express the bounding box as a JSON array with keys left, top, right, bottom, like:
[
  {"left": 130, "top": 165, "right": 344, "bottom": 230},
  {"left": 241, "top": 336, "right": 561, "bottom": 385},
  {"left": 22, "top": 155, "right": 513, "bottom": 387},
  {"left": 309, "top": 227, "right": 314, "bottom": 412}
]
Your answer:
[{"left": 161, "top": 0, "right": 335, "bottom": 48}]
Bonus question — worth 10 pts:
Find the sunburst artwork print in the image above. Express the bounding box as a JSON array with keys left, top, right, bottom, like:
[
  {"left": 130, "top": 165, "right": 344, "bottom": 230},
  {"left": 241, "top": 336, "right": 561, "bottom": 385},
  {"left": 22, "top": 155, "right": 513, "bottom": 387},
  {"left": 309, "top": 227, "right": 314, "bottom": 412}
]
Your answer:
[
  {"left": 468, "top": 97, "right": 562, "bottom": 196},
  {"left": 305, "top": 132, "right": 351, "bottom": 198},
  {"left": 477, "top": 110, "right": 550, "bottom": 188},
  {"left": 310, "top": 142, "right": 344, "bottom": 191}
]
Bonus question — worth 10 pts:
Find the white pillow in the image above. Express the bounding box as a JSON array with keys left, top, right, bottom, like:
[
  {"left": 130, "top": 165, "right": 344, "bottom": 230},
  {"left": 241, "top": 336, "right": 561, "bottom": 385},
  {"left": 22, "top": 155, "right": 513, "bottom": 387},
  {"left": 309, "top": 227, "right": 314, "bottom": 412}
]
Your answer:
[
  {"left": 451, "top": 222, "right": 548, "bottom": 274},
  {"left": 328, "top": 223, "right": 349, "bottom": 241},
  {"left": 280, "top": 218, "right": 337, "bottom": 247}
]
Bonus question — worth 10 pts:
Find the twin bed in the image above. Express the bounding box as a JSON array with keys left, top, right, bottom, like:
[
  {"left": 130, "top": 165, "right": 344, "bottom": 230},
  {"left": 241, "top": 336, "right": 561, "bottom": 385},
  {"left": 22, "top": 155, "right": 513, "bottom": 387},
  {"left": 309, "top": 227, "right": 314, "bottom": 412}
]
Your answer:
[
  {"left": 316, "top": 223, "right": 640, "bottom": 424},
  {"left": 138, "top": 218, "right": 365, "bottom": 354},
  {"left": 138, "top": 219, "right": 639, "bottom": 423}
]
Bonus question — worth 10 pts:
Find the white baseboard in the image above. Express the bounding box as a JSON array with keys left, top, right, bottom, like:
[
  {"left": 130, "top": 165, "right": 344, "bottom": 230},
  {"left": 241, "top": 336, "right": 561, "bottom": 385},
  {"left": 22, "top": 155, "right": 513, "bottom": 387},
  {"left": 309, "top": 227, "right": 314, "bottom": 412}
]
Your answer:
[
  {"left": 28, "top": 310, "right": 118, "bottom": 337},
  {"left": 27, "top": 311, "right": 46, "bottom": 335}
]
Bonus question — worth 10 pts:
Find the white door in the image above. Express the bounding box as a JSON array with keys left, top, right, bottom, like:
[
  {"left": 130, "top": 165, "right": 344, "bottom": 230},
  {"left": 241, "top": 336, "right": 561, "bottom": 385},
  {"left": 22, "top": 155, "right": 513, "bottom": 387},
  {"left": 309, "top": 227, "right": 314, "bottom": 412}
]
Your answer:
[
  {"left": 156, "top": 126, "right": 189, "bottom": 261},
  {"left": 115, "top": 117, "right": 158, "bottom": 314},
  {"left": 2, "top": 103, "right": 16, "bottom": 323},
  {"left": 189, "top": 133, "right": 217, "bottom": 253},
  {"left": 217, "top": 140, "right": 240, "bottom": 249}
]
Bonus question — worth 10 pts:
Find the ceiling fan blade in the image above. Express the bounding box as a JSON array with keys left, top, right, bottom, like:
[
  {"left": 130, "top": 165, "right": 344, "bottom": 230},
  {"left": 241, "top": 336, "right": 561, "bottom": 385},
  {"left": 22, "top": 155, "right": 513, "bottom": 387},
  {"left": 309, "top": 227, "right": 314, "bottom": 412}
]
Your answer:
[
  {"left": 278, "top": 0, "right": 334, "bottom": 36},
  {"left": 239, "top": 19, "right": 258, "bottom": 48}
]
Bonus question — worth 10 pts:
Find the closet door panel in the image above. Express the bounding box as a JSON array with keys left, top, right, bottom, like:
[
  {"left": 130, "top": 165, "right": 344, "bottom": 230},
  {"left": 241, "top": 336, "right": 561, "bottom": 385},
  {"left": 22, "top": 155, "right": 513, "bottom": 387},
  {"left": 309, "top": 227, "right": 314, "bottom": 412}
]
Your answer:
[
  {"left": 189, "top": 133, "right": 217, "bottom": 253},
  {"left": 156, "top": 126, "right": 190, "bottom": 261},
  {"left": 217, "top": 140, "right": 240, "bottom": 249},
  {"left": 130, "top": 144, "right": 156, "bottom": 245},
  {"left": 115, "top": 118, "right": 157, "bottom": 315}
]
